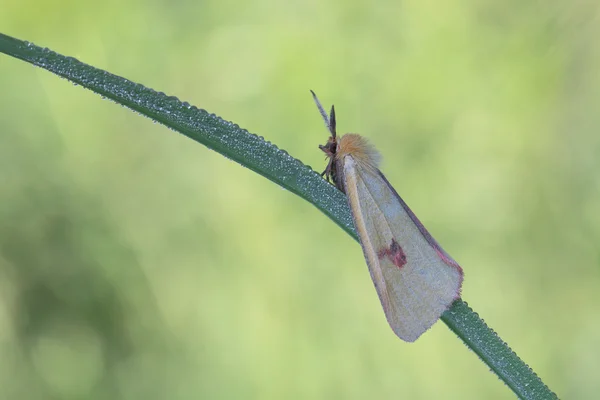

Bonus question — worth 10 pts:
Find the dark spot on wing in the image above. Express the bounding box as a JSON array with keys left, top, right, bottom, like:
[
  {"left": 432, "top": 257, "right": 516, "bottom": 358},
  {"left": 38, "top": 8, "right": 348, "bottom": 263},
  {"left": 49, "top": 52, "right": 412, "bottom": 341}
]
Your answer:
[{"left": 377, "top": 239, "right": 407, "bottom": 269}]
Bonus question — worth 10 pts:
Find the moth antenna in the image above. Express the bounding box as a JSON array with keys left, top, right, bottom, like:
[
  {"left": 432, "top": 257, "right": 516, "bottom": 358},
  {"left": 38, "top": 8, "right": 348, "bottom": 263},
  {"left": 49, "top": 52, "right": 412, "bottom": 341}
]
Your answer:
[
  {"left": 310, "top": 90, "right": 336, "bottom": 138},
  {"left": 329, "top": 105, "right": 337, "bottom": 138}
]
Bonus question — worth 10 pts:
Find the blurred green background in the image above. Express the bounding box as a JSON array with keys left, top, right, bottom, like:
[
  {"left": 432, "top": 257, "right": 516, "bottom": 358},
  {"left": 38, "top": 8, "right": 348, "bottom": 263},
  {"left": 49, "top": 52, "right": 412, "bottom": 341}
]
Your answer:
[{"left": 1, "top": 1, "right": 599, "bottom": 398}]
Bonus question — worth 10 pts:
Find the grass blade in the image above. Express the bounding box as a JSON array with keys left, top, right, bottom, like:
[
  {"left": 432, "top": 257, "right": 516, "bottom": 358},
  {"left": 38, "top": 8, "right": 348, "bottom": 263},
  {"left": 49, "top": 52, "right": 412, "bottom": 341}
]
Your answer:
[{"left": 0, "top": 32, "right": 558, "bottom": 399}]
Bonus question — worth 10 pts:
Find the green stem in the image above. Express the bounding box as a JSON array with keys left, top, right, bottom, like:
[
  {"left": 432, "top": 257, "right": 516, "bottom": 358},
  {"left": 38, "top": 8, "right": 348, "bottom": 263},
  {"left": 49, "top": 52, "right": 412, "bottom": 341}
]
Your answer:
[
  {"left": 0, "top": 32, "right": 557, "bottom": 399},
  {"left": 442, "top": 300, "right": 555, "bottom": 398}
]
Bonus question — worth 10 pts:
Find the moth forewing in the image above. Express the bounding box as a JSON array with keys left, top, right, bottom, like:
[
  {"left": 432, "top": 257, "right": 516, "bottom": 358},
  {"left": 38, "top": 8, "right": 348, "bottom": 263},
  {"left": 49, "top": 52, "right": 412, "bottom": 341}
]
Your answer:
[{"left": 341, "top": 155, "right": 463, "bottom": 342}]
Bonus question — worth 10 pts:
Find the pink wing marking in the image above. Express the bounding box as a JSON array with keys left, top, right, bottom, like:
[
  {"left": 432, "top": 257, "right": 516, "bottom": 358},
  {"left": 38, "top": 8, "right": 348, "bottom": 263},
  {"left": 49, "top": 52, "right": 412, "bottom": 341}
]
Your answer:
[{"left": 377, "top": 239, "right": 408, "bottom": 269}]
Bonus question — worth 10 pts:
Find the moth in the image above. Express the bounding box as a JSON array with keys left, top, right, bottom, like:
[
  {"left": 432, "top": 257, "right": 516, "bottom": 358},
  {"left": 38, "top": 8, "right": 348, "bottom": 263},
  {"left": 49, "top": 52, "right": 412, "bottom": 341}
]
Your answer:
[{"left": 312, "top": 91, "right": 463, "bottom": 342}]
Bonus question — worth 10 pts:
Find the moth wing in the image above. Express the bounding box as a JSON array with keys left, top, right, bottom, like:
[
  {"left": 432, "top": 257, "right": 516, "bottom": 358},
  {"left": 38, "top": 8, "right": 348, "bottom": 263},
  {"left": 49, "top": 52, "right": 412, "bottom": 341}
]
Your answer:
[{"left": 342, "top": 156, "right": 463, "bottom": 342}]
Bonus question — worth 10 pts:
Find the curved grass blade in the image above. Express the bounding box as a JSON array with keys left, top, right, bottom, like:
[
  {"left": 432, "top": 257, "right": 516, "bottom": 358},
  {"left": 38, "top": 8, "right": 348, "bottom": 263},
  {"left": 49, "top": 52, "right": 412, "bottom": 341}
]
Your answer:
[{"left": 0, "top": 32, "right": 558, "bottom": 399}]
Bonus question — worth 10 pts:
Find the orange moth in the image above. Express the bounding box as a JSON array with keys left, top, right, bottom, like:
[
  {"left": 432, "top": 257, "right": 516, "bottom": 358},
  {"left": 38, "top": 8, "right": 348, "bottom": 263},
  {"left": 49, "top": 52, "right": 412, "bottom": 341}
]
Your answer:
[{"left": 311, "top": 91, "right": 463, "bottom": 342}]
